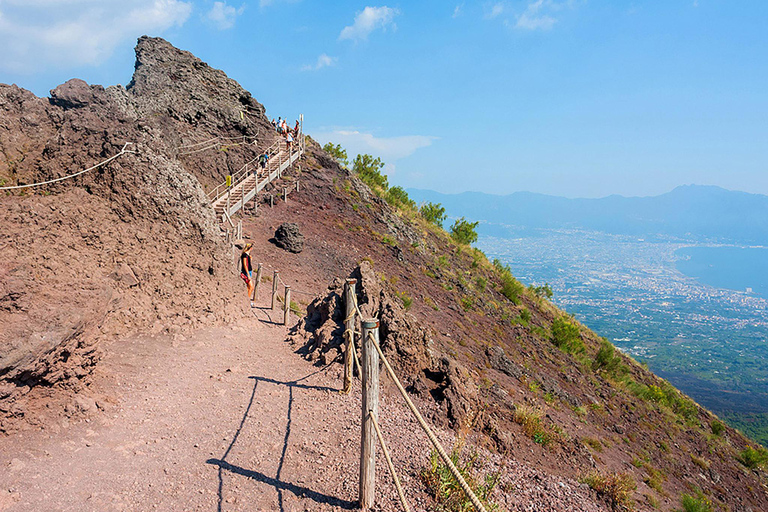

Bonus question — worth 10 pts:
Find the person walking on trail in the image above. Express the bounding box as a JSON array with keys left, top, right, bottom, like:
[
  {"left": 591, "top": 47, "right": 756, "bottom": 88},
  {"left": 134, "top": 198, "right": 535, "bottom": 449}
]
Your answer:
[
  {"left": 276, "top": 117, "right": 282, "bottom": 134},
  {"left": 240, "top": 243, "right": 255, "bottom": 308},
  {"left": 294, "top": 120, "right": 300, "bottom": 137},
  {"left": 258, "top": 151, "right": 268, "bottom": 172},
  {"left": 286, "top": 131, "right": 293, "bottom": 151}
]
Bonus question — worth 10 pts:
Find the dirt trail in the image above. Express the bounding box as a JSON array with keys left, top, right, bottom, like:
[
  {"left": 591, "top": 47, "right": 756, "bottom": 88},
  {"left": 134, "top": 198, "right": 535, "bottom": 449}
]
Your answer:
[
  {"left": 0, "top": 277, "right": 606, "bottom": 512},
  {"left": 0, "top": 280, "right": 434, "bottom": 511}
]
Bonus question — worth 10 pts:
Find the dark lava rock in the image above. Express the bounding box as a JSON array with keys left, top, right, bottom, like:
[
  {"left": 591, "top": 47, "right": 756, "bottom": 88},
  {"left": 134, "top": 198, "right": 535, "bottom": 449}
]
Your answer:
[{"left": 274, "top": 223, "right": 304, "bottom": 253}]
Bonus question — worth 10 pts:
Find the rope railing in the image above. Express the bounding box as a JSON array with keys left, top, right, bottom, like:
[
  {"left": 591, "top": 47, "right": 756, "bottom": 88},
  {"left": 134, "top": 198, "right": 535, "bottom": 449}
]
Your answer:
[
  {"left": 367, "top": 329, "right": 487, "bottom": 512},
  {"left": 342, "top": 280, "right": 487, "bottom": 512},
  {"left": 0, "top": 143, "right": 135, "bottom": 191}
]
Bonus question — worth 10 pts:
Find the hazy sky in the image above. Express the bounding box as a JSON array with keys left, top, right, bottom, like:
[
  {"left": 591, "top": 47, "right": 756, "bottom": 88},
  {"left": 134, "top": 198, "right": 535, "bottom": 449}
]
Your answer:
[{"left": 1, "top": 1, "right": 766, "bottom": 198}]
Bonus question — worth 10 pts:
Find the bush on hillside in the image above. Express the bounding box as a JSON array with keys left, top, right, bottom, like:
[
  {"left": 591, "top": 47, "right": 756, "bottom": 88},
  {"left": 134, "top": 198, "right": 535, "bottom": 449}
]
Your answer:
[
  {"left": 450, "top": 217, "right": 479, "bottom": 245},
  {"left": 322, "top": 142, "right": 348, "bottom": 167},
  {"left": 737, "top": 445, "right": 768, "bottom": 469},
  {"left": 420, "top": 201, "right": 447, "bottom": 227},
  {"left": 592, "top": 338, "right": 623, "bottom": 375},
  {"left": 493, "top": 259, "right": 525, "bottom": 304},
  {"left": 551, "top": 316, "right": 584, "bottom": 353},
  {"left": 353, "top": 154, "right": 388, "bottom": 191},
  {"left": 386, "top": 186, "right": 415, "bottom": 209}
]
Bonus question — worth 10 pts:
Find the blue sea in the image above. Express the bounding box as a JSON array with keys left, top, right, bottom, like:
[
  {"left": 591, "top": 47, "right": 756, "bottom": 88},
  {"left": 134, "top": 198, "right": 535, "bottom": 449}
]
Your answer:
[{"left": 675, "top": 246, "right": 768, "bottom": 299}]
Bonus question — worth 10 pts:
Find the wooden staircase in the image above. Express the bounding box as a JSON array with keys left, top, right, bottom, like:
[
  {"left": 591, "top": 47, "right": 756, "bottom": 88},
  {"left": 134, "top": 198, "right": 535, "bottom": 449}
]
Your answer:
[{"left": 209, "top": 138, "right": 303, "bottom": 223}]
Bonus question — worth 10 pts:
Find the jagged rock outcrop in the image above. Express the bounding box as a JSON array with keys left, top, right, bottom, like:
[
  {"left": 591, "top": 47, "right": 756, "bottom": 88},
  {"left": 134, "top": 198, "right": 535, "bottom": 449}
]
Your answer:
[{"left": 0, "top": 36, "right": 281, "bottom": 431}]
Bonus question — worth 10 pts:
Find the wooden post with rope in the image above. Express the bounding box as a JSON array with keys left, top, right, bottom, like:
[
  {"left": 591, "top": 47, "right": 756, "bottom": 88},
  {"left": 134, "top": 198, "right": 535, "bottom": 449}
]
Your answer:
[
  {"left": 360, "top": 318, "right": 380, "bottom": 511},
  {"left": 342, "top": 278, "right": 357, "bottom": 394},
  {"left": 271, "top": 271, "right": 279, "bottom": 310},
  {"left": 252, "top": 263, "right": 263, "bottom": 301},
  {"left": 283, "top": 286, "right": 291, "bottom": 326}
]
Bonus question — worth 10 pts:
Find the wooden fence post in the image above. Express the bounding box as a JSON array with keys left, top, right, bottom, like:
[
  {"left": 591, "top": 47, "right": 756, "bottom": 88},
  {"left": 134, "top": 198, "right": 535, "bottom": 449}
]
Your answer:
[
  {"left": 252, "top": 263, "right": 263, "bottom": 301},
  {"left": 270, "top": 194, "right": 274, "bottom": 208},
  {"left": 283, "top": 286, "right": 291, "bottom": 325},
  {"left": 283, "top": 187, "right": 287, "bottom": 202},
  {"left": 296, "top": 180, "right": 300, "bottom": 192},
  {"left": 360, "top": 318, "right": 380, "bottom": 511},
  {"left": 342, "top": 278, "right": 357, "bottom": 394},
  {"left": 271, "top": 271, "right": 279, "bottom": 310}
]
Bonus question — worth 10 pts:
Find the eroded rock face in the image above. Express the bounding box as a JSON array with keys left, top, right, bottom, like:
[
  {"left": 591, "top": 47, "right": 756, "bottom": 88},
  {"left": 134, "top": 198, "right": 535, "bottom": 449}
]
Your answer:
[
  {"left": 289, "top": 261, "right": 479, "bottom": 429},
  {"left": 274, "top": 222, "right": 304, "bottom": 253},
  {"left": 0, "top": 36, "right": 281, "bottom": 429}
]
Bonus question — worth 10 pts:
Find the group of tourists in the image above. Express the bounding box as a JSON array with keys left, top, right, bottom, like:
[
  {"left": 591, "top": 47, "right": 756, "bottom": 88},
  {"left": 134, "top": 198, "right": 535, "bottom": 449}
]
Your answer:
[{"left": 271, "top": 116, "right": 301, "bottom": 151}]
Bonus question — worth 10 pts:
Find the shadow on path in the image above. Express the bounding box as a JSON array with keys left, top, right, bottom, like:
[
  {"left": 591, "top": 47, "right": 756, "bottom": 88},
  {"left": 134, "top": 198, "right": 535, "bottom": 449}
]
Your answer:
[{"left": 209, "top": 364, "right": 351, "bottom": 511}]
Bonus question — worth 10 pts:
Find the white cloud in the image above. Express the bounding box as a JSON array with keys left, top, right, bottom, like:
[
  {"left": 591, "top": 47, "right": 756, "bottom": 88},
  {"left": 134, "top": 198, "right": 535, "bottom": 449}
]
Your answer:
[
  {"left": 301, "top": 53, "right": 337, "bottom": 71},
  {"left": 0, "top": 0, "right": 192, "bottom": 73},
  {"left": 452, "top": 3, "right": 464, "bottom": 18},
  {"left": 485, "top": 0, "right": 576, "bottom": 32},
  {"left": 206, "top": 2, "right": 245, "bottom": 30},
  {"left": 486, "top": 2, "right": 505, "bottom": 19},
  {"left": 338, "top": 6, "right": 400, "bottom": 42},
  {"left": 515, "top": 0, "right": 556, "bottom": 30},
  {"left": 314, "top": 129, "right": 437, "bottom": 162}
]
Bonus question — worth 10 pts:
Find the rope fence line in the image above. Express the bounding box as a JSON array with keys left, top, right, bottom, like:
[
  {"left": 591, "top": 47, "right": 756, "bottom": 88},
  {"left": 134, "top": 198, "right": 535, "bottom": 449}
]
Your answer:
[
  {"left": 368, "top": 330, "right": 487, "bottom": 512},
  {"left": 369, "top": 411, "right": 411, "bottom": 512},
  {"left": 341, "top": 278, "right": 487, "bottom": 512},
  {"left": 0, "top": 143, "right": 135, "bottom": 191}
]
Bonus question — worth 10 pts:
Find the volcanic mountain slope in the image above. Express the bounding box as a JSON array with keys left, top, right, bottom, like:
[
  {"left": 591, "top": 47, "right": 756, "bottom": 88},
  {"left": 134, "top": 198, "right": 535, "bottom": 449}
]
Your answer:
[
  {"left": 242, "top": 136, "right": 768, "bottom": 511},
  {"left": 0, "top": 36, "right": 765, "bottom": 512},
  {"left": 0, "top": 36, "right": 281, "bottom": 431}
]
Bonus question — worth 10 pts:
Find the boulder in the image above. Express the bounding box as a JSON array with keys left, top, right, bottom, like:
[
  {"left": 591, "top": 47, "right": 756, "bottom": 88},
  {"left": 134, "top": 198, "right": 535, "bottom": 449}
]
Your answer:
[{"left": 274, "top": 223, "right": 304, "bottom": 253}]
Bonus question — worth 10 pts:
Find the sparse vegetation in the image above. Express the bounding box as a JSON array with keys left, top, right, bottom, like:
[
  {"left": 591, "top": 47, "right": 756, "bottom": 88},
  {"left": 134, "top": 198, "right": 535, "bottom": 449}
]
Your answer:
[
  {"left": 386, "top": 185, "right": 415, "bottom": 209},
  {"left": 710, "top": 419, "right": 725, "bottom": 437},
  {"left": 420, "top": 201, "right": 447, "bottom": 228},
  {"left": 737, "top": 445, "right": 768, "bottom": 469},
  {"left": 492, "top": 259, "right": 525, "bottom": 304},
  {"left": 450, "top": 217, "right": 479, "bottom": 245},
  {"left": 353, "top": 153, "right": 388, "bottom": 191},
  {"left": 322, "top": 142, "right": 348, "bottom": 167},
  {"left": 421, "top": 447, "right": 499, "bottom": 512},
  {"left": 550, "top": 316, "right": 584, "bottom": 354},
  {"left": 530, "top": 283, "right": 553, "bottom": 299},
  {"left": 579, "top": 471, "right": 636, "bottom": 511},
  {"left": 513, "top": 405, "right": 555, "bottom": 447},
  {"left": 676, "top": 492, "right": 712, "bottom": 512},
  {"left": 592, "top": 338, "right": 624, "bottom": 376}
]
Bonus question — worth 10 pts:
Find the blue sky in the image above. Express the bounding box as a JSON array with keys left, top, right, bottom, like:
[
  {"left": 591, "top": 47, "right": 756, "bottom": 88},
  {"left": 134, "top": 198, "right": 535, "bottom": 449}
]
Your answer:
[{"left": 1, "top": 1, "right": 766, "bottom": 198}]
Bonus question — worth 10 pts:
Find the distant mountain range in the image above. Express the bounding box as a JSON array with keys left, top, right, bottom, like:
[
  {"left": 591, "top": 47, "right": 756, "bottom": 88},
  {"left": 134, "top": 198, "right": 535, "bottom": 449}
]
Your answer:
[{"left": 407, "top": 185, "right": 768, "bottom": 244}]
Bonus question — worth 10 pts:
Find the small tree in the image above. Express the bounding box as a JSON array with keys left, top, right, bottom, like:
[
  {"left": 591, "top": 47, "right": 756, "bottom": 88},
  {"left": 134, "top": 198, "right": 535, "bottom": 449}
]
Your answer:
[
  {"left": 322, "top": 142, "right": 348, "bottom": 167},
  {"left": 386, "top": 186, "right": 415, "bottom": 209},
  {"left": 420, "top": 202, "right": 447, "bottom": 227},
  {"left": 450, "top": 217, "right": 479, "bottom": 245},
  {"left": 353, "top": 154, "right": 388, "bottom": 191}
]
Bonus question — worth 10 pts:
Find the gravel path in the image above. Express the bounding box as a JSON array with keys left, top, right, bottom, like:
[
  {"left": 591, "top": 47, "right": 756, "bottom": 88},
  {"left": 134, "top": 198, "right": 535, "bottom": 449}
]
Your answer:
[{"left": 0, "top": 283, "right": 608, "bottom": 512}]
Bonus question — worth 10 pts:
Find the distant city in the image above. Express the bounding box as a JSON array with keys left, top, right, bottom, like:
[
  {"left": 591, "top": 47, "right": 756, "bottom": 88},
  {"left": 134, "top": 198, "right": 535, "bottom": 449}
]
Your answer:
[{"left": 478, "top": 228, "right": 768, "bottom": 445}]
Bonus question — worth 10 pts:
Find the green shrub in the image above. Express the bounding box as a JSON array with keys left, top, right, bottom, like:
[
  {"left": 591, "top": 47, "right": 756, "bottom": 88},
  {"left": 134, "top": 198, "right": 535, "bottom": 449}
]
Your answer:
[
  {"left": 475, "top": 276, "right": 487, "bottom": 292},
  {"left": 420, "top": 202, "right": 447, "bottom": 227},
  {"left": 551, "top": 317, "right": 584, "bottom": 353},
  {"left": 710, "top": 419, "right": 725, "bottom": 436},
  {"left": 353, "top": 154, "right": 388, "bottom": 191},
  {"left": 322, "top": 142, "right": 348, "bottom": 167},
  {"left": 386, "top": 186, "right": 415, "bottom": 209},
  {"left": 531, "top": 283, "right": 553, "bottom": 299},
  {"left": 579, "top": 472, "right": 636, "bottom": 511},
  {"left": 492, "top": 259, "right": 525, "bottom": 304},
  {"left": 592, "top": 338, "right": 622, "bottom": 375},
  {"left": 421, "top": 448, "right": 499, "bottom": 512},
  {"left": 460, "top": 296, "right": 474, "bottom": 311},
  {"left": 677, "top": 492, "right": 712, "bottom": 512},
  {"left": 737, "top": 445, "right": 768, "bottom": 469},
  {"left": 450, "top": 217, "right": 479, "bottom": 245}
]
